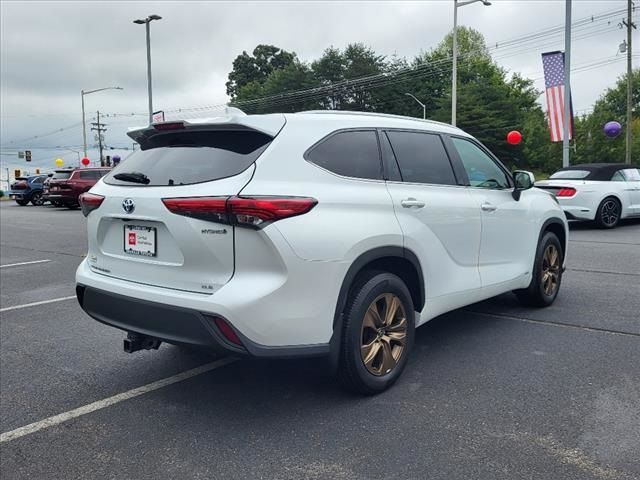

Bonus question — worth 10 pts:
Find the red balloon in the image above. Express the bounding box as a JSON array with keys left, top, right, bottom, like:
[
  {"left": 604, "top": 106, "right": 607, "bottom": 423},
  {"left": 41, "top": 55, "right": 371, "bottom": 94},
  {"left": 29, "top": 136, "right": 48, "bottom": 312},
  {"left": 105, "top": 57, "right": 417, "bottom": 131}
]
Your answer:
[
  {"left": 81, "top": 157, "right": 90, "bottom": 166},
  {"left": 507, "top": 130, "right": 522, "bottom": 145}
]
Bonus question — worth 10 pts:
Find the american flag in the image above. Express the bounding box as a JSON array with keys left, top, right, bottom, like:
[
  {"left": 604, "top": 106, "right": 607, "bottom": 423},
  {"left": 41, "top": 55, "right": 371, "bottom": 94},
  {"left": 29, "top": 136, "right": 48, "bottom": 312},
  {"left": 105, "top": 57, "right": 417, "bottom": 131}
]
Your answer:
[{"left": 542, "top": 51, "right": 573, "bottom": 142}]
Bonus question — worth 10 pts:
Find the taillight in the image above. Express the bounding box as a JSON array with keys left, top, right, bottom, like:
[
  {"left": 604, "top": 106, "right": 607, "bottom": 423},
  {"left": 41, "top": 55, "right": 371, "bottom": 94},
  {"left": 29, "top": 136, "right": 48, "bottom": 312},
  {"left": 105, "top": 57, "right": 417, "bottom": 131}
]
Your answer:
[
  {"left": 557, "top": 188, "right": 576, "bottom": 197},
  {"left": 162, "top": 197, "right": 228, "bottom": 223},
  {"left": 14, "top": 181, "right": 28, "bottom": 190},
  {"left": 228, "top": 196, "right": 318, "bottom": 228},
  {"left": 79, "top": 192, "right": 104, "bottom": 217},
  {"left": 162, "top": 196, "right": 317, "bottom": 229}
]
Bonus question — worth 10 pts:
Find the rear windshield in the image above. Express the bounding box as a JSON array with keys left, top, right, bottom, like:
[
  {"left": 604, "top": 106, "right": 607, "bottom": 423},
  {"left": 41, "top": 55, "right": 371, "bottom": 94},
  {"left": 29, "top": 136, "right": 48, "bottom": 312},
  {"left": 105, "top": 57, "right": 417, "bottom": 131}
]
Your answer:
[
  {"left": 550, "top": 170, "right": 590, "bottom": 180},
  {"left": 104, "top": 130, "right": 272, "bottom": 186},
  {"left": 52, "top": 171, "right": 72, "bottom": 180}
]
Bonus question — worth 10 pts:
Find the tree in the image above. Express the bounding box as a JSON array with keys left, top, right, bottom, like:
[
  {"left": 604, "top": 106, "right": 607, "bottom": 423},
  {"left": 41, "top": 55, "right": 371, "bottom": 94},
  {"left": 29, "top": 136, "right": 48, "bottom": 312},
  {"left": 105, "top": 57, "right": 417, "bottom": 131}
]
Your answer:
[
  {"left": 572, "top": 69, "right": 639, "bottom": 164},
  {"left": 226, "top": 45, "right": 296, "bottom": 99},
  {"left": 234, "top": 61, "right": 319, "bottom": 113}
]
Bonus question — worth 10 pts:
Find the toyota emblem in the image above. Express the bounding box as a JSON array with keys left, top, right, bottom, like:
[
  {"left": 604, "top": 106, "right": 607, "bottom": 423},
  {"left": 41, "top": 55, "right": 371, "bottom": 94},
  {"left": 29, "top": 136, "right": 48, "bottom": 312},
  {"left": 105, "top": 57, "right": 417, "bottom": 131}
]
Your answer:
[{"left": 122, "top": 198, "right": 135, "bottom": 214}]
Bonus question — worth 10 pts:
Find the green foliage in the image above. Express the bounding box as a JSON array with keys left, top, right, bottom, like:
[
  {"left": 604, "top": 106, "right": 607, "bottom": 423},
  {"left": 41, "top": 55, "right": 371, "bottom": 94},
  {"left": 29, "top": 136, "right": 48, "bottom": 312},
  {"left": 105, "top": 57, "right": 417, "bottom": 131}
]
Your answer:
[
  {"left": 227, "top": 33, "right": 637, "bottom": 173},
  {"left": 226, "top": 44, "right": 296, "bottom": 98},
  {"left": 572, "top": 70, "right": 639, "bottom": 164}
]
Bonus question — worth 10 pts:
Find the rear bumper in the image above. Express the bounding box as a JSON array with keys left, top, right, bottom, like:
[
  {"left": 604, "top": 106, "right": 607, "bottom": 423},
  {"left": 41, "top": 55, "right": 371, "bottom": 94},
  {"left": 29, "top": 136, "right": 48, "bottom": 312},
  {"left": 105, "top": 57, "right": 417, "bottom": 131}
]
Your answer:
[
  {"left": 8, "top": 190, "right": 29, "bottom": 199},
  {"left": 76, "top": 282, "right": 330, "bottom": 359},
  {"left": 76, "top": 284, "right": 245, "bottom": 356},
  {"left": 46, "top": 192, "right": 78, "bottom": 202}
]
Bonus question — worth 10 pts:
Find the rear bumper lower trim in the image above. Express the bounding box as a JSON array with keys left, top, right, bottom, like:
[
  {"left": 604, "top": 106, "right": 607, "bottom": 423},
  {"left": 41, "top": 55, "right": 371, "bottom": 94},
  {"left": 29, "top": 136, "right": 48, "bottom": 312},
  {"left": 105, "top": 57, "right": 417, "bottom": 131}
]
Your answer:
[{"left": 76, "top": 285, "right": 329, "bottom": 359}]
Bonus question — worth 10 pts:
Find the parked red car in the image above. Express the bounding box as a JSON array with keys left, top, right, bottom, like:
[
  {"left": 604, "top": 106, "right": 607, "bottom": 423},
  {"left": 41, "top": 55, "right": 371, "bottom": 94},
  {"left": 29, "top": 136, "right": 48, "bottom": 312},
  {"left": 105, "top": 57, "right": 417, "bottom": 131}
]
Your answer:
[{"left": 47, "top": 168, "right": 111, "bottom": 208}]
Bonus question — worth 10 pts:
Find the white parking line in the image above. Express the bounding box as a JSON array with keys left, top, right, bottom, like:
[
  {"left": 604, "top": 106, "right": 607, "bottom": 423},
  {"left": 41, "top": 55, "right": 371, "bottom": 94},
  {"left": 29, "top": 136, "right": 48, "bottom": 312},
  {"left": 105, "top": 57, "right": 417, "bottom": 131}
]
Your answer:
[
  {"left": 0, "top": 259, "right": 50, "bottom": 269},
  {"left": 0, "top": 296, "right": 77, "bottom": 313},
  {"left": 0, "top": 357, "right": 237, "bottom": 443}
]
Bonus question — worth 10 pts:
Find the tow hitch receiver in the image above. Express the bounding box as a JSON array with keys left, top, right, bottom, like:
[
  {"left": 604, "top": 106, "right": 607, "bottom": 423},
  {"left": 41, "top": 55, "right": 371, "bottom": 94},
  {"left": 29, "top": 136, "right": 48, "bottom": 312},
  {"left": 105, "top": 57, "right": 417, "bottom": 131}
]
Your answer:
[{"left": 124, "top": 332, "right": 161, "bottom": 353}]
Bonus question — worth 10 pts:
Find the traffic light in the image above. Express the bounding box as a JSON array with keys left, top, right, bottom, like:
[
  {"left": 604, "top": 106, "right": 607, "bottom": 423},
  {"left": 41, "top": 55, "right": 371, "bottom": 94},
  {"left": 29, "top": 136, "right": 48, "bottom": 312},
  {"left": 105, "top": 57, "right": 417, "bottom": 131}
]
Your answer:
[
  {"left": 25, "top": 150, "right": 32, "bottom": 162},
  {"left": 35, "top": 169, "right": 40, "bottom": 174},
  {"left": 14, "top": 169, "right": 21, "bottom": 178}
]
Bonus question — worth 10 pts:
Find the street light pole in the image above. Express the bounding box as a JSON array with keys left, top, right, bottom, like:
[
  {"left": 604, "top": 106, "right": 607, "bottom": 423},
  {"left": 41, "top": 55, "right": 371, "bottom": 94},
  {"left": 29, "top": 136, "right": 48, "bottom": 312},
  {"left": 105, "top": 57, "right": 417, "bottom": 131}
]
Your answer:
[
  {"left": 405, "top": 93, "right": 426, "bottom": 119},
  {"left": 81, "top": 92, "right": 87, "bottom": 158},
  {"left": 134, "top": 15, "right": 162, "bottom": 124},
  {"left": 452, "top": 0, "right": 491, "bottom": 127},
  {"left": 81, "top": 86, "right": 123, "bottom": 157},
  {"left": 145, "top": 21, "right": 153, "bottom": 124}
]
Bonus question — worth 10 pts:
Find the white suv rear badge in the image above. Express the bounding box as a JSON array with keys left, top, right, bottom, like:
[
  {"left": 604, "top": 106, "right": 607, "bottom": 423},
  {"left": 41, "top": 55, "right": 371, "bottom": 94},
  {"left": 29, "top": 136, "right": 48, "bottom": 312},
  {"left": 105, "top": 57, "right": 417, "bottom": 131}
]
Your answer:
[{"left": 122, "top": 198, "right": 135, "bottom": 214}]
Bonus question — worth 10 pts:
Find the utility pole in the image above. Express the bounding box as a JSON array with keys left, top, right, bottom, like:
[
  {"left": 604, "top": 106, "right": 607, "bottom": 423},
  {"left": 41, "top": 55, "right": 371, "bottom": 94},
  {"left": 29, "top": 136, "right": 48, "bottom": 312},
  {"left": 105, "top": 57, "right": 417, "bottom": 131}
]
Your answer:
[
  {"left": 562, "top": 0, "right": 572, "bottom": 168},
  {"left": 91, "top": 111, "right": 107, "bottom": 166},
  {"left": 623, "top": 0, "right": 636, "bottom": 164}
]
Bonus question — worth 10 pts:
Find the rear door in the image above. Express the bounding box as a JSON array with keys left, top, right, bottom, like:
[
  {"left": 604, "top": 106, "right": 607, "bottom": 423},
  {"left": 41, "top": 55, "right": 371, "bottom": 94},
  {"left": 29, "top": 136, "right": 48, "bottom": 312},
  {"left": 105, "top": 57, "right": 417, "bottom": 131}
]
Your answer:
[
  {"left": 447, "top": 136, "right": 534, "bottom": 288},
  {"left": 382, "top": 130, "right": 482, "bottom": 301},
  {"left": 621, "top": 168, "right": 640, "bottom": 215},
  {"left": 88, "top": 126, "right": 279, "bottom": 294}
]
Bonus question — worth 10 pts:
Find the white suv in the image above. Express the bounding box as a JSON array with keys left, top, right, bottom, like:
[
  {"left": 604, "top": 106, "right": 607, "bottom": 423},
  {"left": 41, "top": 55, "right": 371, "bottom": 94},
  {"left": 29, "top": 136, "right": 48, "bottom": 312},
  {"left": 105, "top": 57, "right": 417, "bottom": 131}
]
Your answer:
[{"left": 76, "top": 110, "right": 568, "bottom": 394}]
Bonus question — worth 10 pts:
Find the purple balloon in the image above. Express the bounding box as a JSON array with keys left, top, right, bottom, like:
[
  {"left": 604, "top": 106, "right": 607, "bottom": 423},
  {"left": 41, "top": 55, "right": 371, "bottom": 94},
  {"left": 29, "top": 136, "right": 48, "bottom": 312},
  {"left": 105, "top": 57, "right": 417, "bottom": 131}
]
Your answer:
[{"left": 604, "top": 121, "right": 622, "bottom": 138}]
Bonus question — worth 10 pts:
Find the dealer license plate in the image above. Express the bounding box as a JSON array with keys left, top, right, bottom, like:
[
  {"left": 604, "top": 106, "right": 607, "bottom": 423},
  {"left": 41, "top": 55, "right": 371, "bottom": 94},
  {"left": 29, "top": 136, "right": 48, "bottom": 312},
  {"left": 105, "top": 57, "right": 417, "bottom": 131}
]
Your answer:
[{"left": 124, "top": 225, "right": 156, "bottom": 257}]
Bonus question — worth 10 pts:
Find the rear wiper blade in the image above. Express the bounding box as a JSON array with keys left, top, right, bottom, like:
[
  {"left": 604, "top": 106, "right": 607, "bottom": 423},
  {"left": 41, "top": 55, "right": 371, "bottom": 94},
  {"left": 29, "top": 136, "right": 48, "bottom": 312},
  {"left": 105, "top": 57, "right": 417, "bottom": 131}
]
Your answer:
[{"left": 113, "top": 172, "right": 150, "bottom": 185}]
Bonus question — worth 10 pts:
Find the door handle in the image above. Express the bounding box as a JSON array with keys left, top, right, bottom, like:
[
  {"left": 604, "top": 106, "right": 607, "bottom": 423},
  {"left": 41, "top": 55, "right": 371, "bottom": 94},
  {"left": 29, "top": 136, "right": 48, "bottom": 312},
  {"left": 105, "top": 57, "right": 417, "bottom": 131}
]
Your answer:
[
  {"left": 401, "top": 198, "right": 425, "bottom": 208},
  {"left": 481, "top": 203, "right": 497, "bottom": 212}
]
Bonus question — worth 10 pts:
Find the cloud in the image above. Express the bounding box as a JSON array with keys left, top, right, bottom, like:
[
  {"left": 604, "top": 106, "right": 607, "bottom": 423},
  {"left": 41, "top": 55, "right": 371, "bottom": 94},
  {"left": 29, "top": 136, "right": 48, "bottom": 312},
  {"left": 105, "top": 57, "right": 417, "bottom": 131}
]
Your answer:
[{"left": 1, "top": 0, "right": 631, "bottom": 167}]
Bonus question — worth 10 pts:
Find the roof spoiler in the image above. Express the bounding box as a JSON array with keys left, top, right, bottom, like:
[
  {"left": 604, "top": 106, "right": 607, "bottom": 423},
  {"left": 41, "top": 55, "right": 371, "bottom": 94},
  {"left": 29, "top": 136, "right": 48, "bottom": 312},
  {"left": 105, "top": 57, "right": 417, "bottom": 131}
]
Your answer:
[{"left": 127, "top": 108, "right": 286, "bottom": 146}]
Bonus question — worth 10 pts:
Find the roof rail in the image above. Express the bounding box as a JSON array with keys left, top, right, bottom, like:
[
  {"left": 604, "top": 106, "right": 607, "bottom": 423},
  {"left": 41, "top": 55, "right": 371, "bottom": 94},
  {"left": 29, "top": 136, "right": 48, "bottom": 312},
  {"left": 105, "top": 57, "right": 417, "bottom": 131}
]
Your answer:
[{"left": 298, "top": 110, "right": 455, "bottom": 129}]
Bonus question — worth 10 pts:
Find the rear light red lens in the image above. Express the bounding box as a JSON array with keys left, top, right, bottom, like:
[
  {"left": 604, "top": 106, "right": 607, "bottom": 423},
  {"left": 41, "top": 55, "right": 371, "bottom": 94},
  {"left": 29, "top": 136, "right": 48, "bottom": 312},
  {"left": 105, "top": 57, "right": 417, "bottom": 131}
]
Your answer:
[
  {"left": 14, "top": 181, "right": 27, "bottom": 189},
  {"left": 153, "top": 122, "right": 185, "bottom": 130},
  {"left": 212, "top": 317, "right": 243, "bottom": 346},
  {"left": 162, "top": 197, "right": 228, "bottom": 223},
  {"left": 557, "top": 188, "right": 576, "bottom": 197},
  {"left": 228, "top": 196, "right": 317, "bottom": 228},
  {"left": 162, "top": 196, "right": 317, "bottom": 228},
  {"left": 79, "top": 193, "right": 105, "bottom": 217}
]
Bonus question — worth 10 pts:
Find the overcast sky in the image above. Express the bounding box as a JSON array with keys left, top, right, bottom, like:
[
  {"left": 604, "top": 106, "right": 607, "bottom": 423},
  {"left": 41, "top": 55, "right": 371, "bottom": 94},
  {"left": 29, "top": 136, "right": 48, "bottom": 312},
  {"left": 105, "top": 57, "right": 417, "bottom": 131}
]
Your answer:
[{"left": 0, "top": 0, "right": 635, "bottom": 176}]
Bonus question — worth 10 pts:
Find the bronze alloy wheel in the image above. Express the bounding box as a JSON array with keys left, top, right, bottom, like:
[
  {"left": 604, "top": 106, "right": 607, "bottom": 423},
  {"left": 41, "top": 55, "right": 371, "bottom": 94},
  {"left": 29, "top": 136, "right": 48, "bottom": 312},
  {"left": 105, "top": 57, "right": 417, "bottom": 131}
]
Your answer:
[
  {"left": 541, "top": 244, "right": 561, "bottom": 296},
  {"left": 360, "top": 293, "right": 407, "bottom": 376}
]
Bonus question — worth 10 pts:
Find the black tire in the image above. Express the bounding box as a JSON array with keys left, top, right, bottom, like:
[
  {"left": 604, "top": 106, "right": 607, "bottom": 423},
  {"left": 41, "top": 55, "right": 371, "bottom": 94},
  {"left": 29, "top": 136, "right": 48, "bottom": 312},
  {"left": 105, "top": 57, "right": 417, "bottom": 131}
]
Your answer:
[
  {"left": 52, "top": 201, "right": 62, "bottom": 207},
  {"left": 30, "top": 191, "right": 44, "bottom": 206},
  {"left": 15, "top": 199, "right": 29, "bottom": 206},
  {"left": 337, "top": 271, "right": 415, "bottom": 395},
  {"left": 595, "top": 196, "right": 621, "bottom": 229},
  {"left": 514, "top": 231, "right": 563, "bottom": 307}
]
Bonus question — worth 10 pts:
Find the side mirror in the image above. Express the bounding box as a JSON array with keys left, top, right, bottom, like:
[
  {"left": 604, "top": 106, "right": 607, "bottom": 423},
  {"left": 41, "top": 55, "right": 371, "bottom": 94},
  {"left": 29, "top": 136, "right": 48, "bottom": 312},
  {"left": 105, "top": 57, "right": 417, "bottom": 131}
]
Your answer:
[{"left": 512, "top": 170, "right": 535, "bottom": 201}]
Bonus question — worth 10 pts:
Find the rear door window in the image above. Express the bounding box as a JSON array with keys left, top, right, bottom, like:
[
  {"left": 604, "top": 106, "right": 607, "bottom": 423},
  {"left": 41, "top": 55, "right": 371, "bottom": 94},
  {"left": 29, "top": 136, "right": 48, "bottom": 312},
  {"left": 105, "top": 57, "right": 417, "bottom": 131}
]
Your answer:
[
  {"left": 104, "top": 130, "right": 272, "bottom": 186},
  {"left": 306, "top": 130, "right": 382, "bottom": 180},
  {"left": 385, "top": 131, "right": 456, "bottom": 185},
  {"left": 622, "top": 168, "right": 640, "bottom": 181},
  {"left": 79, "top": 171, "right": 98, "bottom": 180},
  {"left": 52, "top": 171, "right": 72, "bottom": 180}
]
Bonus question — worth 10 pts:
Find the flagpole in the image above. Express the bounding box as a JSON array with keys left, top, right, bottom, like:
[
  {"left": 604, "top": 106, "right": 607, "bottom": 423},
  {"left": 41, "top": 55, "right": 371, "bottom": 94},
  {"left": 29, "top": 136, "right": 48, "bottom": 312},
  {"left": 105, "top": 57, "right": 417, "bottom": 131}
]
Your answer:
[{"left": 562, "top": 0, "right": 572, "bottom": 167}]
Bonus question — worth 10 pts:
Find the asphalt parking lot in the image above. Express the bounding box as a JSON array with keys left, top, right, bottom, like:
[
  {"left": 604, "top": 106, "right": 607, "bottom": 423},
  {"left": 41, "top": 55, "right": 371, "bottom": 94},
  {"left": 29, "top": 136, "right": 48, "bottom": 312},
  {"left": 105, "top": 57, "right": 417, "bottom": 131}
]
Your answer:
[{"left": 1, "top": 200, "right": 638, "bottom": 480}]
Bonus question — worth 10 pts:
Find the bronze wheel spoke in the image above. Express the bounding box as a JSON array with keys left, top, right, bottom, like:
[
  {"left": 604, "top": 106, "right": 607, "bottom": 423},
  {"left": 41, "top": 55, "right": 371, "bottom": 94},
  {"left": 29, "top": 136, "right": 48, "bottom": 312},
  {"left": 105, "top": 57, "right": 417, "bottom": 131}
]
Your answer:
[
  {"left": 379, "top": 338, "right": 396, "bottom": 374},
  {"left": 361, "top": 340, "right": 381, "bottom": 368},
  {"left": 365, "top": 304, "right": 383, "bottom": 329},
  {"left": 384, "top": 295, "right": 400, "bottom": 326},
  {"left": 387, "top": 316, "right": 407, "bottom": 333},
  {"left": 383, "top": 331, "right": 406, "bottom": 346}
]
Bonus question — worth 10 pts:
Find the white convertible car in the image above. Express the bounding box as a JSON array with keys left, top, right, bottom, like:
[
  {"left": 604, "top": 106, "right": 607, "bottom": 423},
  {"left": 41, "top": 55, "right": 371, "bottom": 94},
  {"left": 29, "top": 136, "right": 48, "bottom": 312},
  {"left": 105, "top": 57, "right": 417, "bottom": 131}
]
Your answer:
[{"left": 536, "top": 163, "right": 640, "bottom": 228}]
